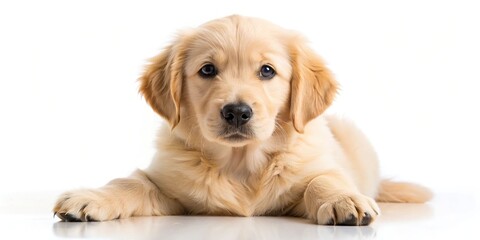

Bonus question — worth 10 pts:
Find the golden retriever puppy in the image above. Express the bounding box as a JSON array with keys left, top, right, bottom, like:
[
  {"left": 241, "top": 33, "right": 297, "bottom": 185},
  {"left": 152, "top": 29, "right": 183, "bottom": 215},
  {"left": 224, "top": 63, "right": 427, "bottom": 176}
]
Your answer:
[{"left": 53, "top": 15, "right": 432, "bottom": 225}]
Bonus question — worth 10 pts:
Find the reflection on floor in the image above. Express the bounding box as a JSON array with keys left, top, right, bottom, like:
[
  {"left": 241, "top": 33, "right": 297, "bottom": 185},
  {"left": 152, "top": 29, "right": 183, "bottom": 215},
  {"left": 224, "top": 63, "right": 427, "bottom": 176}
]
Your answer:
[{"left": 0, "top": 193, "right": 477, "bottom": 239}]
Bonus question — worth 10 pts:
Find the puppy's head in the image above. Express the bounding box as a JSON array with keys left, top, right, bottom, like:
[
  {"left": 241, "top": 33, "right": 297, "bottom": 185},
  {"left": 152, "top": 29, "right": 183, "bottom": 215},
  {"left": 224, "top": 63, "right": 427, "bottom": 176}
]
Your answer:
[{"left": 140, "top": 15, "right": 337, "bottom": 147}]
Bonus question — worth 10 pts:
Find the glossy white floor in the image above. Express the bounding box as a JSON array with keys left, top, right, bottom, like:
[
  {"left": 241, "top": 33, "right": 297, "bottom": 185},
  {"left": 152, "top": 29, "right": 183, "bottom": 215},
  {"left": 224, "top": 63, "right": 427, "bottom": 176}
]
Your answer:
[{"left": 0, "top": 192, "right": 477, "bottom": 239}]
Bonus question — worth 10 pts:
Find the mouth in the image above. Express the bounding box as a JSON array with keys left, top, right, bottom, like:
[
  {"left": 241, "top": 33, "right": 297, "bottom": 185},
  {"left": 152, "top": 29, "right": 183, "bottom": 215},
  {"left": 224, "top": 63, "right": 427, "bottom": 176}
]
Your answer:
[
  {"left": 218, "top": 126, "right": 254, "bottom": 144},
  {"left": 223, "top": 133, "right": 250, "bottom": 141}
]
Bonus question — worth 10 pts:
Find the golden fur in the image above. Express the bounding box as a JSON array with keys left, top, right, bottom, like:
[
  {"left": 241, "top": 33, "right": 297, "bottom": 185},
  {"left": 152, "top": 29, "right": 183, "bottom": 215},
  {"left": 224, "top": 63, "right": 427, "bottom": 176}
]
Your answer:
[{"left": 53, "top": 15, "right": 432, "bottom": 225}]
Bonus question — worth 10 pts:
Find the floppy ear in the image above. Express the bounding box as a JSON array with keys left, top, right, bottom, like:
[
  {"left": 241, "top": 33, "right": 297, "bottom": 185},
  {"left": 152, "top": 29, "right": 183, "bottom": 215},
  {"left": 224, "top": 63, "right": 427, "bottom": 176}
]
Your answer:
[
  {"left": 139, "top": 37, "right": 188, "bottom": 129},
  {"left": 289, "top": 39, "right": 339, "bottom": 133}
]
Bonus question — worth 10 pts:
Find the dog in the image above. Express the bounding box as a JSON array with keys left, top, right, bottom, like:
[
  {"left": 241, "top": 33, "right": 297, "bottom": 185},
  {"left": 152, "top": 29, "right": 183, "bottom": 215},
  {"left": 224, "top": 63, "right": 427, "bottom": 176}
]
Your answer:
[{"left": 53, "top": 15, "right": 432, "bottom": 225}]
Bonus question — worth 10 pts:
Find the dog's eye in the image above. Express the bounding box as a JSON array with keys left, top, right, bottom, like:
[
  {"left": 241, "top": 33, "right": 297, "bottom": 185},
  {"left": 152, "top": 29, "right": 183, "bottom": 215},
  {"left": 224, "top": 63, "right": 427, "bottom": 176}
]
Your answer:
[
  {"left": 259, "top": 65, "right": 275, "bottom": 80},
  {"left": 199, "top": 64, "right": 217, "bottom": 78}
]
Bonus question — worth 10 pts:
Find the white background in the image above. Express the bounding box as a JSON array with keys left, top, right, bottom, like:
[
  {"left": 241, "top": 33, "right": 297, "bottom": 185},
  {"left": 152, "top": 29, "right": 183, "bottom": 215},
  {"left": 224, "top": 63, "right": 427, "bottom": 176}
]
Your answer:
[{"left": 1, "top": 0, "right": 479, "bottom": 200}]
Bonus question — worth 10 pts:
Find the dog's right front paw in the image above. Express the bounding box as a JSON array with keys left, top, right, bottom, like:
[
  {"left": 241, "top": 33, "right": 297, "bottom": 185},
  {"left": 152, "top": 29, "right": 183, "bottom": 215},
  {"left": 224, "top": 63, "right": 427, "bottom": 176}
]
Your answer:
[{"left": 53, "top": 189, "right": 122, "bottom": 222}]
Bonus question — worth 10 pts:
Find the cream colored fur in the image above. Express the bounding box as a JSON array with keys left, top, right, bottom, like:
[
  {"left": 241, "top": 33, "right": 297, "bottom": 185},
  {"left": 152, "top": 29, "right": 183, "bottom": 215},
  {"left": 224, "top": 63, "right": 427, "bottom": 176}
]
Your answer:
[{"left": 53, "top": 15, "right": 432, "bottom": 225}]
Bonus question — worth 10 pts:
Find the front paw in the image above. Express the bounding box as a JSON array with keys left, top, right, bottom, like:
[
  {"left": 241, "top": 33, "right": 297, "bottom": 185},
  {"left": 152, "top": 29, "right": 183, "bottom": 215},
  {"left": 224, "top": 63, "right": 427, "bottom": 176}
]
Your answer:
[
  {"left": 316, "top": 193, "right": 380, "bottom": 226},
  {"left": 53, "top": 189, "right": 122, "bottom": 222}
]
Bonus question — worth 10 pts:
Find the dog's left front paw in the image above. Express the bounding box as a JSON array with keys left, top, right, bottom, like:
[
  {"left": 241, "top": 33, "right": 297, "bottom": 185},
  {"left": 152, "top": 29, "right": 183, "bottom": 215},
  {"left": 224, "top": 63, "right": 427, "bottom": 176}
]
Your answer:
[{"left": 315, "top": 193, "right": 380, "bottom": 226}]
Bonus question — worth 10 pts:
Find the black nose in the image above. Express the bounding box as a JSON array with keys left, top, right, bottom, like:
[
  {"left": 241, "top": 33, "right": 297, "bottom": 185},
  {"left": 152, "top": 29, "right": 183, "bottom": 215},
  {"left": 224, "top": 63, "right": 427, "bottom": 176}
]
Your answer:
[{"left": 221, "top": 103, "right": 253, "bottom": 127}]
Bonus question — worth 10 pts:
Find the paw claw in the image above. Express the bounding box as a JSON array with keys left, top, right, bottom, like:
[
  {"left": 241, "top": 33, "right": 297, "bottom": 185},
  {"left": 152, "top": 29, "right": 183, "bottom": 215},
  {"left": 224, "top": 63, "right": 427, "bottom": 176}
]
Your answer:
[
  {"left": 56, "top": 212, "right": 66, "bottom": 221},
  {"left": 86, "top": 215, "right": 97, "bottom": 222},
  {"left": 58, "top": 213, "right": 82, "bottom": 222},
  {"left": 339, "top": 214, "right": 358, "bottom": 226},
  {"left": 361, "top": 212, "right": 373, "bottom": 226},
  {"left": 326, "top": 218, "right": 335, "bottom": 225}
]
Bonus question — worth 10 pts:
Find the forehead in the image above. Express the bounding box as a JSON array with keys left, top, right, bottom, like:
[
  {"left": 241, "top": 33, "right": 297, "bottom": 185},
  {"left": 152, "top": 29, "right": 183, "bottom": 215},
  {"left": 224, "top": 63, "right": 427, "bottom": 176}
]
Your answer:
[{"left": 185, "top": 17, "right": 291, "bottom": 74}]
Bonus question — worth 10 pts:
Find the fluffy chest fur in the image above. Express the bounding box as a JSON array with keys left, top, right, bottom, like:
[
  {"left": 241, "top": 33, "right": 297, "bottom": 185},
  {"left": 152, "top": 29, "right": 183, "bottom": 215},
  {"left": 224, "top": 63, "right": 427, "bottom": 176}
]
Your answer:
[{"left": 145, "top": 118, "right": 341, "bottom": 216}]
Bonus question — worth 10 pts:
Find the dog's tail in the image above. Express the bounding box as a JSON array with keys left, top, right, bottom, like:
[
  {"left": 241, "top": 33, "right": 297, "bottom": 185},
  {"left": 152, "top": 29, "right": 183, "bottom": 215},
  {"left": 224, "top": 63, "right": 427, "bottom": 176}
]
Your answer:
[{"left": 375, "top": 179, "right": 433, "bottom": 203}]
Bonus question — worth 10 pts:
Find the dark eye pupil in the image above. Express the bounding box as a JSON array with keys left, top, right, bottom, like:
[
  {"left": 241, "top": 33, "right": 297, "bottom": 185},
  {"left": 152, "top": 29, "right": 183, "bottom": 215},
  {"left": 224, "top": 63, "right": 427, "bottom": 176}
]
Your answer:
[
  {"left": 199, "top": 64, "right": 216, "bottom": 78},
  {"left": 260, "top": 65, "right": 275, "bottom": 79}
]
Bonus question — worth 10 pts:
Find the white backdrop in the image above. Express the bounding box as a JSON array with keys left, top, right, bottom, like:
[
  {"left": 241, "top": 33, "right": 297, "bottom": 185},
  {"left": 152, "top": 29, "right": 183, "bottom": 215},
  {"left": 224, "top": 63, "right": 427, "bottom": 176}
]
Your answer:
[{"left": 1, "top": 0, "right": 479, "bottom": 198}]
